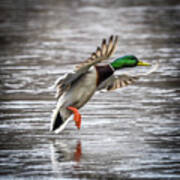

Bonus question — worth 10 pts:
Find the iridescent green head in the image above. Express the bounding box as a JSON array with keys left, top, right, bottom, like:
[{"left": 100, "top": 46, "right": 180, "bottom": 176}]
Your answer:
[{"left": 110, "top": 55, "right": 151, "bottom": 70}]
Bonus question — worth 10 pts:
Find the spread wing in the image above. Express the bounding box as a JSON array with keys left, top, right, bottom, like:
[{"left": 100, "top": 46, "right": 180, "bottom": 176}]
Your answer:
[
  {"left": 55, "top": 35, "right": 118, "bottom": 98},
  {"left": 97, "top": 62, "right": 159, "bottom": 91},
  {"left": 74, "top": 35, "right": 118, "bottom": 73},
  {"left": 97, "top": 74, "right": 139, "bottom": 91}
]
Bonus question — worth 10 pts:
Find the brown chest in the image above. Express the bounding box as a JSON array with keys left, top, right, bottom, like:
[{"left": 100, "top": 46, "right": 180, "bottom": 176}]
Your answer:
[{"left": 95, "top": 65, "right": 114, "bottom": 86}]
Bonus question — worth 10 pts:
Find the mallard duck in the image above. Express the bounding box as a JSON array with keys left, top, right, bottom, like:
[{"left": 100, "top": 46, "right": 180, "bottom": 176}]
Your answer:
[{"left": 50, "top": 35, "right": 158, "bottom": 133}]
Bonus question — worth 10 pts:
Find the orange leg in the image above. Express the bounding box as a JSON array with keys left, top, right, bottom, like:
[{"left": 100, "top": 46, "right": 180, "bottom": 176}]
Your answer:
[{"left": 67, "top": 106, "right": 81, "bottom": 129}]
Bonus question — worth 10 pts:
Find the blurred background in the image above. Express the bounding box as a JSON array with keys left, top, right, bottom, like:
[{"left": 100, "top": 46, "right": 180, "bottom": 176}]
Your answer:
[{"left": 0, "top": 0, "right": 180, "bottom": 179}]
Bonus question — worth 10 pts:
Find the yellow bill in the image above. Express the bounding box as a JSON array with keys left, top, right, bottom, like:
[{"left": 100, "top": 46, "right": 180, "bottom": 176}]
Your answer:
[{"left": 137, "top": 61, "right": 151, "bottom": 66}]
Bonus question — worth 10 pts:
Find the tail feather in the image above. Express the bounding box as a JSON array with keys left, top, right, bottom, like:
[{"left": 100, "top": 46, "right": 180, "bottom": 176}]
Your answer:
[
  {"left": 50, "top": 108, "right": 64, "bottom": 132},
  {"left": 53, "top": 112, "right": 63, "bottom": 131},
  {"left": 50, "top": 106, "right": 72, "bottom": 133}
]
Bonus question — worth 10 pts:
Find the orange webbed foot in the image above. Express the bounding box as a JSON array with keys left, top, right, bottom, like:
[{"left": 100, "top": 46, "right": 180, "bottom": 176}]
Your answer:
[{"left": 67, "top": 106, "right": 81, "bottom": 129}]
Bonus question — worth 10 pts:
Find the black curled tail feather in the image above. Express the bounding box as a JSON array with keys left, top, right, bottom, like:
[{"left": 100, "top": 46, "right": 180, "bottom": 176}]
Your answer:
[
  {"left": 50, "top": 108, "right": 64, "bottom": 131},
  {"left": 53, "top": 112, "right": 63, "bottom": 131}
]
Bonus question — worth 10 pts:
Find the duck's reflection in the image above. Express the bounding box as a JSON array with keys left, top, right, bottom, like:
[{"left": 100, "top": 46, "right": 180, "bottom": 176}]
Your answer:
[
  {"left": 50, "top": 139, "right": 82, "bottom": 174},
  {"left": 73, "top": 141, "right": 82, "bottom": 162}
]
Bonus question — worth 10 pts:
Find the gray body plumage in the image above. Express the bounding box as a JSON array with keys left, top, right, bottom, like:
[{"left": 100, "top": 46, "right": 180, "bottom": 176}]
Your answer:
[{"left": 50, "top": 67, "right": 97, "bottom": 133}]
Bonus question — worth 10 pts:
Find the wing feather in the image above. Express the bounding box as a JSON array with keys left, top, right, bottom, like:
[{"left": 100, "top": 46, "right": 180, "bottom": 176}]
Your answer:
[
  {"left": 104, "top": 75, "right": 138, "bottom": 91},
  {"left": 101, "top": 39, "right": 107, "bottom": 56},
  {"left": 75, "top": 35, "right": 118, "bottom": 72}
]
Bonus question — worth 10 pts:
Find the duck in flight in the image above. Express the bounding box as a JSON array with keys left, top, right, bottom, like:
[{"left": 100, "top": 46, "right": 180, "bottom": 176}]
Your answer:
[{"left": 50, "top": 35, "right": 158, "bottom": 133}]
